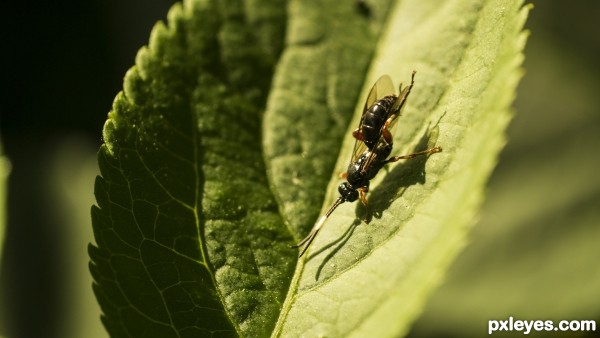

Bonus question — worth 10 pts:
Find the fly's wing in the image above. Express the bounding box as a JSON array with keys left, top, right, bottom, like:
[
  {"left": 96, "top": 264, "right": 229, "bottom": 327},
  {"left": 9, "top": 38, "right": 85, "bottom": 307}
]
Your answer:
[
  {"left": 363, "top": 74, "right": 394, "bottom": 112},
  {"left": 351, "top": 75, "right": 395, "bottom": 164},
  {"left": 359, "top": 137, "right": 386, "bottom": 175},
  {"left": 387, "top": 71, "right": 416, "bottom": 134},
  {"left": 350, "top": 137, "right": 369, "bottom": 167}
]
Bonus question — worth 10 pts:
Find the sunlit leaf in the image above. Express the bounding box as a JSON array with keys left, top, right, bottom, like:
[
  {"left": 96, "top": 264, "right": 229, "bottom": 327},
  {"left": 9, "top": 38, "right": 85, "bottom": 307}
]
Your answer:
[
  {"left": 272, "top": 0, "right": 529, "bottom": 336},
  {"left": 409, "top": 29, "right": 600, "bottom": 338}
]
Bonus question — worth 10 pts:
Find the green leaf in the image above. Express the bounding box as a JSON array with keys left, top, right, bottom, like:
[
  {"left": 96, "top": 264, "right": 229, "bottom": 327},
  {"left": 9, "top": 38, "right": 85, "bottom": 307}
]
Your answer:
[
  {"left": 90, "top": 0, "right": 529, "bottom": 337},
  {"left": 47, "top": 139, "right": 104, "bottom": 338},
  {"left": 90, "top": 1, "right": 293, "bottom": 337},
  {"left": 410, "top": 26, "right": 600, "bottom": 337},
  {"left": 271, "top": 0, "right": 529, "bottom": 336},
  {"left": 0, "top": 139, "right": 9, "bottom": 265},
  {"left": 263, "top": 0, "right": 394, "bottom": 236}
]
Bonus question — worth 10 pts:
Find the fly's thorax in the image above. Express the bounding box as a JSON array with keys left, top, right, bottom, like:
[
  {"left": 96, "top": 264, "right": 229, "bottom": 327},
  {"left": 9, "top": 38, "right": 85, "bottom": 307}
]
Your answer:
[
  {"left": 345, "top": 151, "right": 370, "bottom": 188},
  {"left": 364, "top": 143, "right": 392, "bottom": 180}
]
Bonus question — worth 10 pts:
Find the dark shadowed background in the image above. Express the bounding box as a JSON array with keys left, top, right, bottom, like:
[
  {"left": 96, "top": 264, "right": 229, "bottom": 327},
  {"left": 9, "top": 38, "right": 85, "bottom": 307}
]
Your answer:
[{"left": 1, "top": 2, "right": 177, "bottom": 337}]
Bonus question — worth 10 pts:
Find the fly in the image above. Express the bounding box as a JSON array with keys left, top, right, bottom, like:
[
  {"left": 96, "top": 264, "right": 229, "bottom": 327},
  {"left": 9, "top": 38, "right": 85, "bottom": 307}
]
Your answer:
[{"left": 292, "top": 72, "right": 442, "bottom": 257}]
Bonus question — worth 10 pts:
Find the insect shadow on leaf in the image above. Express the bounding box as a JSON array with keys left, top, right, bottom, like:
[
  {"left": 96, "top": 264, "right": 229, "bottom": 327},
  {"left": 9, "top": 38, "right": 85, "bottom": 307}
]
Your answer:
[
  {"left": 367, "top": 120, "right": 443, "bottom": 221},
  {"left": 312, "top": 217, "right": 362, "bottom": 280}
]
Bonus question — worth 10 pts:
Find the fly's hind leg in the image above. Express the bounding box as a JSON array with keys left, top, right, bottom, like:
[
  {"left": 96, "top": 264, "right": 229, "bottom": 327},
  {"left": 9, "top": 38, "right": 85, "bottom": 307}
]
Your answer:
[{"left": 385, "top": 146, "right": 442, "bottom": 164}]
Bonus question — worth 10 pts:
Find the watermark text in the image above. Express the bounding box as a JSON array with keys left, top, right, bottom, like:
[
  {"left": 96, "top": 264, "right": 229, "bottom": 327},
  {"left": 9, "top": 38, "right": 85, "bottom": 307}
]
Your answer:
[{"left": 488, "top": 317, "right": 596, "bottom": 335}]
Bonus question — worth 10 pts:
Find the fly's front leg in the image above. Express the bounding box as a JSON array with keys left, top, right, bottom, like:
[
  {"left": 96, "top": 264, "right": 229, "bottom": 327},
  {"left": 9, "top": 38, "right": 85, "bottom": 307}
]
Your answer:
[
  {"left": 385, "top": 146, "right": 442, "bottom": 164},
  {"left": 357, "top": 186, "right": 372, "bottom": 223}
]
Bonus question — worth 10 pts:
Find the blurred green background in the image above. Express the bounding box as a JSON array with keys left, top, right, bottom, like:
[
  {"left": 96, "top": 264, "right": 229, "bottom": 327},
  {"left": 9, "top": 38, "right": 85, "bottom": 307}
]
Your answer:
[{"left": 1, "top": 1, "right": 599, "bottom": 338}]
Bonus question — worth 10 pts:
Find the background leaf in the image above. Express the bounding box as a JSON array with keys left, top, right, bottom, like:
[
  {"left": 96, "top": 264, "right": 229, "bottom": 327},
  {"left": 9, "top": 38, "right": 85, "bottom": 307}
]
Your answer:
[
  {"left": 273, "top": 0, "right": 529, "bottom": 337},
  {"left": 46, "top": 138, "right": 105, "bottom": 338},
  {"left": 0, "top": 140, "right": 8, "bottom": 269},
  {"left": 0, "top": 139, "right": 9, "bottom": 335}
]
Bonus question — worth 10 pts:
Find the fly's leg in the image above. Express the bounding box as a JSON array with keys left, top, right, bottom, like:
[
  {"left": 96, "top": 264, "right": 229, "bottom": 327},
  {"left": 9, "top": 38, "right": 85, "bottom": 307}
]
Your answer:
[
  {"left": 352, "top": 128, "right": 365, "bottom": 141},
  {"left": 382, "top": 114, "right": 397, "bottom": 145},
  {"left": 358, "top": 186, "right": 372, "bottom": 223},
  {"left": 385, "top": 146, "right": 442, "bottom": 163}
]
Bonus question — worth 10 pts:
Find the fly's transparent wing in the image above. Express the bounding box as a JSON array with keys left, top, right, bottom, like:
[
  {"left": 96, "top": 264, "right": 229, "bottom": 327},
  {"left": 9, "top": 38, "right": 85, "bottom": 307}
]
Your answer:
[
  {"left": 383, "top": 71, "right": 417, "bottom": 145},
  {"left": 351, "top": 75, "right": 396, "bottom": 164},
  {"left": 365, "top": 75, "right": 394, "bottom": 111}
]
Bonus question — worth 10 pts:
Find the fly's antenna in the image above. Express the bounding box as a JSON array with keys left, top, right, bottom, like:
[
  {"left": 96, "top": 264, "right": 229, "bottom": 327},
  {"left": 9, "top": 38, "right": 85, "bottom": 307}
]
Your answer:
[{"left": 292, "top": 196, "right": 345, "bottom": 257}]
